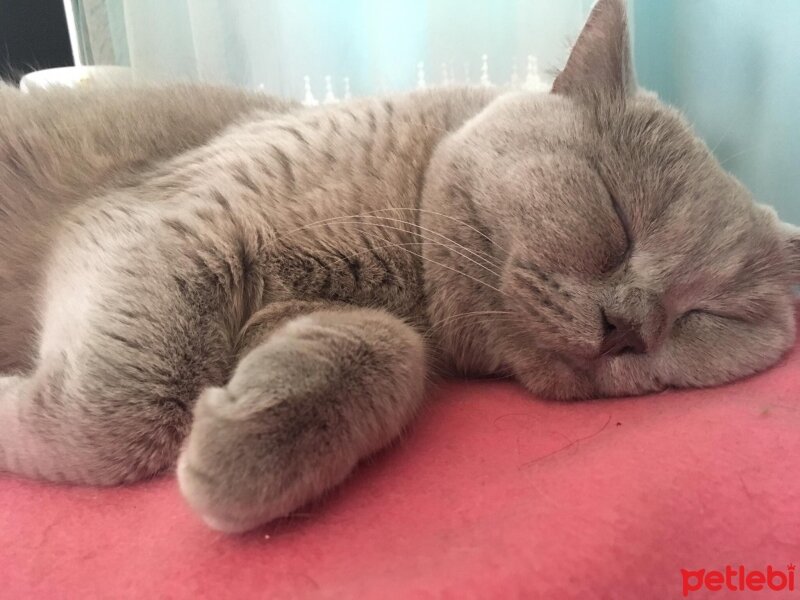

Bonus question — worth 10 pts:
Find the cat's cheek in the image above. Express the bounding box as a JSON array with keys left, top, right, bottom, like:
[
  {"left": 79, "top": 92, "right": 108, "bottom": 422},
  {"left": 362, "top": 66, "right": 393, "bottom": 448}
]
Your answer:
[{"left": 513, "top": 356, "right": 596, "bottom": 401}]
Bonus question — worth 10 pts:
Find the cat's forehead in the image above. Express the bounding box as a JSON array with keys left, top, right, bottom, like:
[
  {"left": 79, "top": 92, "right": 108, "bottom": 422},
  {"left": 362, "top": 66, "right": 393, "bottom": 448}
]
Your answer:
[{"left": 603, "top": 100, "right": 705, "bottom": 177}]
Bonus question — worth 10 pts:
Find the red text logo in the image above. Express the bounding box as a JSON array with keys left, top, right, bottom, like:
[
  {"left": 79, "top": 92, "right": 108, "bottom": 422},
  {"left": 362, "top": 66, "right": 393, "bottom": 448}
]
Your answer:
[{"left": 681, "top": 565, "right": 795, "bottom": 596}]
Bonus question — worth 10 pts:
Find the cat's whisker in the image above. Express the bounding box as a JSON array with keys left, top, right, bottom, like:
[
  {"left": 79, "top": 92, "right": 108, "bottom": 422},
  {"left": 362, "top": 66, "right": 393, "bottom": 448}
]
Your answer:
[
  {"left": 329, "top": 240, "right": 468, "bottom": 267},
  {"left": 427, "top": 310, "right": 514, "bottom": 331},
  {"left": 341, "top": 225, "right": 512, "bottom": 298},
  {"left": 357, "top": 214, "right": 503, "bottom": 269},
  {"left": 277, "top": 219, "right": 505, "bottom": 281},
  {"left": 718, "top": 148, "right": 750, "bottom": 168},
  {"left": 271, "top": 212, "right": 411, "bottom": 244},
  {"left": 355, "top": 221, "right": 503, "bottom": 280},
  {"left": 709, "top": 77, "right": 770, "bottom": 157},
  {"left": 271, "top": 205, "right": 506, "bottom": 260},
  {"left": 273, "top": 212, "right": 503, "bottom": 271},
  {"left": 366, "top": 207, "right": 508, "bottom": 256},
  {"left": 470, "top": 199, "right": 528, "bottom": 252}
]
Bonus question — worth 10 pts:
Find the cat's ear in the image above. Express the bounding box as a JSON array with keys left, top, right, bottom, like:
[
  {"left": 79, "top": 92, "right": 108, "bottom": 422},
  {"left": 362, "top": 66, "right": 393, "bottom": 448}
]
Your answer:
[
  {"left": 781, "top": 222, "right": 800, "bottom": 283},
  {"left": 552, "top": 0, "right": 636, "bottom": 101}
]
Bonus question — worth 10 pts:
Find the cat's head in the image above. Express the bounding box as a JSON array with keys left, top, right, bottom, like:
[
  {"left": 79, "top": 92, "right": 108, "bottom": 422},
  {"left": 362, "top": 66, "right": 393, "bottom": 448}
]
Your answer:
[{"left": 422, "top": 0, "right": 800, "bottom": 399}]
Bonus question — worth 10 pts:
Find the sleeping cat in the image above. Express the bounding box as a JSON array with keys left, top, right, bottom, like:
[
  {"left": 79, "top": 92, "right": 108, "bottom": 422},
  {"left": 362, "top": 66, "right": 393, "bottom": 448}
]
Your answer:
[{"left": 1, "top": 0, "right": 798, "bottom": 532}]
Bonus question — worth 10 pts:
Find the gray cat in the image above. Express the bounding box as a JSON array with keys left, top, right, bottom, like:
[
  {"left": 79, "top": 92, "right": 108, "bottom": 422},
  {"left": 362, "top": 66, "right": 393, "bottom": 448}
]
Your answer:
[{"left": 1, "top": 0, "right": 797, "bottom": 532}]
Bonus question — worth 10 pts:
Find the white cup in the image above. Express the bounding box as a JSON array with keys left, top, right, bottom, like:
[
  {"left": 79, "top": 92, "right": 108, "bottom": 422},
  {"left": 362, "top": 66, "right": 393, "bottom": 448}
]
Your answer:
[{"left": 19, "top": 66, "right": 133, "bottom": 93}]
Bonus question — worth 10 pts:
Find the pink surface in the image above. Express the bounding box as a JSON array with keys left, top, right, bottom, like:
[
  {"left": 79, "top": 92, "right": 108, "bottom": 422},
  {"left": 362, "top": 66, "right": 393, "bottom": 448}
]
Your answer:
[{"left": 3, "top": 323, "right": 800, "bottom": 599}]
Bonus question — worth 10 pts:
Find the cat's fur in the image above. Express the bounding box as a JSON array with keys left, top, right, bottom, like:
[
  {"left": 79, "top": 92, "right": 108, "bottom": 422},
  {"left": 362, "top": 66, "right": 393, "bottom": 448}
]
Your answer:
[{"left": 1, "top": 0, "right": 798, "bottom": 532}]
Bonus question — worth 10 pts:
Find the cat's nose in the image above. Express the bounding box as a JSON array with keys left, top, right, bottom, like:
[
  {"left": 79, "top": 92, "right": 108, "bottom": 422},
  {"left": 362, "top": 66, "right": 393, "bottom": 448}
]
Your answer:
[{"left": 600, "top": 309, "right": 647, "bottom": 356}]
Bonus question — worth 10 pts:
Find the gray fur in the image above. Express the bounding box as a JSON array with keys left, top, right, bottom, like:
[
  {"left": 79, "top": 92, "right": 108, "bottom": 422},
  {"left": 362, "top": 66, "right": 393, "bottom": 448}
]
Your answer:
[{"left": 0, "top": 0, "right": 797, "bottom": 532}]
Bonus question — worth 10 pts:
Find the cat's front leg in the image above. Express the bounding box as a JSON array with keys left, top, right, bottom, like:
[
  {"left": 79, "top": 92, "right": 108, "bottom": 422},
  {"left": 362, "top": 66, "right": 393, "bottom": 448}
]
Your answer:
[{"left": 177, "top": 305, "right": 427, "bottom": 532}]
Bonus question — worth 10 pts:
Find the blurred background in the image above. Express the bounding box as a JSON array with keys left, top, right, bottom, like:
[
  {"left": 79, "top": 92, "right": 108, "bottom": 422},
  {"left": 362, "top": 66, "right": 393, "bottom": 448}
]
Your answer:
[
  {"left": 2, "top": 0, "right": 798, "bottom": 222},
  {"left": 635, "top": 1, "right": 800, "bottom": 225}
]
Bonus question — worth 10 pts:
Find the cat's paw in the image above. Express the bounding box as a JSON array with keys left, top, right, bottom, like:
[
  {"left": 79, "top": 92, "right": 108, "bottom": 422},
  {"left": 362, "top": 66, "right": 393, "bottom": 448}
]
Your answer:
[
  {"left": 177, "top": 309, "right": 426, "bottom": 532},
  {"left": 176, "top": 382, "right": 337, "bottom": 533}
]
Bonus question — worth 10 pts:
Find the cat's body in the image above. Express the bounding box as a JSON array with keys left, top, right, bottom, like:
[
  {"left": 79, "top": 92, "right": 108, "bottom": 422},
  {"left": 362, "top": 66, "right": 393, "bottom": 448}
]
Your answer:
[
  {"left": 0, "top": 83, "right": 500, "bottom": 522},
  {"left": 0, "top": 83, "right": 296, "bottom": 372},
  {"left": 1, "top": 0, "right": 798, "bottom": 532}
]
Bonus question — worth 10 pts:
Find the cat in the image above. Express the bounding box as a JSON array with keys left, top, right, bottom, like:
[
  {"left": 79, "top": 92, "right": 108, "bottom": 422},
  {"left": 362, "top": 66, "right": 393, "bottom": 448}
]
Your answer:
[{"left": 0, "top": 0, "right": 798, "bottom": 533}]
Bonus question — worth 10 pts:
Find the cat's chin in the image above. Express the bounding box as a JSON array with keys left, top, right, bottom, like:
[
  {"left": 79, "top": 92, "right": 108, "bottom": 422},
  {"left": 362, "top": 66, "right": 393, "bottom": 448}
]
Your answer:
[
  {"left": 512, "top": 354, "right": 597, "bottom": 401},
  {"left": 590, "top": 355, "right": 669, "bottom": 398},
  {"left": 512, "top": 351, "right": 670, "bottom": 401}
]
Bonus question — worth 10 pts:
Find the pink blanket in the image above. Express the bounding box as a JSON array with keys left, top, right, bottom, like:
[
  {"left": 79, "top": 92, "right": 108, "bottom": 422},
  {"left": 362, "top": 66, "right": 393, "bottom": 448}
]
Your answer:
[{"left": 3, "top": 311, "right": 799, "bottom": 598}]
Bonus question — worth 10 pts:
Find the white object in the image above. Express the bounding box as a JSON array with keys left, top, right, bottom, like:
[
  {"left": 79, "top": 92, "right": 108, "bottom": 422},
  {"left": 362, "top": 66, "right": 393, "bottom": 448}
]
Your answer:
[
  {"left": 323, "top": 75, "right": 338, "bottom": 104},
  {"left": 480, "top": 54, "right": 493, "bottom": 87},
  {"left": 416, "top": 62, "right": 426, "bottom": 90},
  {"left": 19, "top": 66, "right": 133, "bottom": 93},
  {"left": 302, "top": 76, "right": 319, "bottom": 107},
  {"left": 343, "top": 77, "right": 352, "bottom": 100},
  {"left": 524, "top": 55, "right": 549, "bottom": 92}
]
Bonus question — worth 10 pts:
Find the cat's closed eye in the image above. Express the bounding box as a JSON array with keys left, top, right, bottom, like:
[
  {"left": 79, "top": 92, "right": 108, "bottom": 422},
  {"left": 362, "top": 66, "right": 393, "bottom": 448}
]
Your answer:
[
  {"left": 674, "top": 308, "right": 746, "bottom": 327},
  {"left": 674, "top": 309, "right": 709, "bottom": 326},
  {"left": 601, "top": 183, "right": 633, "bottom": 274}
]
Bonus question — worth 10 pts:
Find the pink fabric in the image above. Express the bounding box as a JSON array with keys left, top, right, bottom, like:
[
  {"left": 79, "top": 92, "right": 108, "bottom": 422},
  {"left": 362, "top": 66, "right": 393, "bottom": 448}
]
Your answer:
[{"left": 3, "top": 316, "right": 799, "bottom": 598}]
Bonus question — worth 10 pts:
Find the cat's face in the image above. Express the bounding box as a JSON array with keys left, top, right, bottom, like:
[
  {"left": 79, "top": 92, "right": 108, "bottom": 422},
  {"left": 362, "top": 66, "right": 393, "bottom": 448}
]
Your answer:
[{"left": 422, "top": 0, "right": 800, "bottom": 399}]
